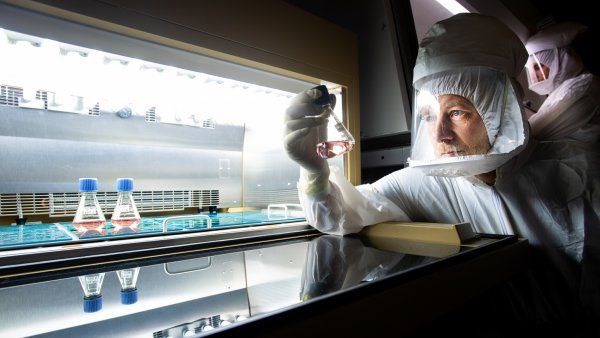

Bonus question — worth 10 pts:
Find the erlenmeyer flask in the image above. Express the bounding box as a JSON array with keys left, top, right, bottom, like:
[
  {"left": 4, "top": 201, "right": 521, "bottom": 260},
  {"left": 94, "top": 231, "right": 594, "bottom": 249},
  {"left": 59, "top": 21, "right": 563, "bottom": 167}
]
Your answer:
[{"left": 311, "top": 85, "right": 355, "bottom": 159}]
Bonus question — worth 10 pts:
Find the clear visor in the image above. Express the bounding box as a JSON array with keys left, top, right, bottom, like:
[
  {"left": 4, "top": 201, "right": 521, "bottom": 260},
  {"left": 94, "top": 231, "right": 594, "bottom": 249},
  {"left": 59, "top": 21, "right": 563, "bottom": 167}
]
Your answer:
[
  {"left": 525, "top": 49, "right": 556, "bottom": 87},
  {"left": 525, "top": 55, "right": 550, "bottom": 86},
  {"left": 411, "top": 91, "right": 491, "bottom": 162},
  {"left": 408, "top": 68, "right": 527, "bottom": 177}
]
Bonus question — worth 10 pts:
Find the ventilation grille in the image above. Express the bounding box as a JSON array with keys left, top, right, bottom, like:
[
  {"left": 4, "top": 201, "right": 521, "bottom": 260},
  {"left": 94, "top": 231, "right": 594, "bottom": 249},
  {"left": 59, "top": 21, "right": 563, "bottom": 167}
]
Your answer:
[
  {"left": 202, "top": 118, "right": 216, "bottom": 129},
  {"left": 36, "top": 90, "right": 48, "bottom": 109},
  {"left": 0, "top": 190, "right": 220, "bottom": 217},
  {"left": 0, "top": 193, "right": 51, "bottom": 216},
  {"left": 191, "top": 190, "right": 220, "bottom": 208},
  {"left": 146, "top": 107, "right": 157, "bottom": 122},
  {"left": 244, "top": 189, "right": 299, "bottom": 207},
  {"left": 0, "top": 85, "right": 23, "bottom": 107},
  {"left": 88, "top": 102, "right": 100, "bottom": 116}
]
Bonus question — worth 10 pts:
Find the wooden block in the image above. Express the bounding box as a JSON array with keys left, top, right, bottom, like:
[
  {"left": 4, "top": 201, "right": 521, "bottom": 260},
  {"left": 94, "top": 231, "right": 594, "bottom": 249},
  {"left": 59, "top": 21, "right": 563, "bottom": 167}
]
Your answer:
[{"left": 360, "top": 221, "right": 477, "bottom": 246}]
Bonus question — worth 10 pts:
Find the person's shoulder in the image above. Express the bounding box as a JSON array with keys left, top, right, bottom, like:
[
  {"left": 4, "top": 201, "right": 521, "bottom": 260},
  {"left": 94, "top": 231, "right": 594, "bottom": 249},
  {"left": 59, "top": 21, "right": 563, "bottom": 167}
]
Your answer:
[
  {"left": 524, "top": 139, "right": 600, "bottom": 169},
  {"left": 548, "top": 73, "right": 597, "bottom": 103},
  {"left": 371, "top": 167, "right": 433, "bottom": 192}
]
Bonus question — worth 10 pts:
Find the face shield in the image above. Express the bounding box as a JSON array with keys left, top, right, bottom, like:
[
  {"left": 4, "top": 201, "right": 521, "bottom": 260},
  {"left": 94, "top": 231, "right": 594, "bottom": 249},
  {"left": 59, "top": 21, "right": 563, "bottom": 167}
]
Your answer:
[
  {"left": 525, "top": 49, "right": 558, "bottom": 95},
  {"left": 409, "top": 67, "right": 527, "bottom": 177}
]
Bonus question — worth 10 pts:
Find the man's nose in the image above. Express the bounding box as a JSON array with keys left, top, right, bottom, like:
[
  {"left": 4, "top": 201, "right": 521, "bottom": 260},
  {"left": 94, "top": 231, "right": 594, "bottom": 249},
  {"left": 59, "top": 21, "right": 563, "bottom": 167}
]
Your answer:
[{"left": 434, "top": 115, "right": 454, "bottom": 143}]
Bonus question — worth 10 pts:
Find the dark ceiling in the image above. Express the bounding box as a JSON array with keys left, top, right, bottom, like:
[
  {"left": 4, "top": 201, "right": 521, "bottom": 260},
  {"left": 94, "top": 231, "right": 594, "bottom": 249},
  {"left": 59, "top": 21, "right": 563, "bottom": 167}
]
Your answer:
[
  {"left": 527, "top": 0, "right": 598, "bottom": 74},
  {"left": 285, "top": 0, "right": 597, "bottom": 74}
]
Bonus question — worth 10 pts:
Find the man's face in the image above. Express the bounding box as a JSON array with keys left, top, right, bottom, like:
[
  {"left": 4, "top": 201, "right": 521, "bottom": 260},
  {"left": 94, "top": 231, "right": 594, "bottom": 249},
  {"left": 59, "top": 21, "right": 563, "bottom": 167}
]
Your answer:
[
  {"left": 420, "top": 94, "right": 490, "bottom": 158},
  {"left": 533, "top": 62, "right": 550, "bottom": 82}
]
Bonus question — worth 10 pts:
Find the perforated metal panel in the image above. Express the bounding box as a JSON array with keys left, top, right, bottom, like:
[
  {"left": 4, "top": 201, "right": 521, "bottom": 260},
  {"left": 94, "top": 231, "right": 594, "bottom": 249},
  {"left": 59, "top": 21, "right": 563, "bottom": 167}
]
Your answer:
[
  {"left": 0, "top": 190, "right": 220, "bottom": 217},
  {"left": 146, "top": 107, "right": 157, "bottom": 122},
  {"left": 244, "top": 189, "right": 299, "bottom": 207},
  {"left": 0, "top": 85, "right": 22, "bottom": 107}
]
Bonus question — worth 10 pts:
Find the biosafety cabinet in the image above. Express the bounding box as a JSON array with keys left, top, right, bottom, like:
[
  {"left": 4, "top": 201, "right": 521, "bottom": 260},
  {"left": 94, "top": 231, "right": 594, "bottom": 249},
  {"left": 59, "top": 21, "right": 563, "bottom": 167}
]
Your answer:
[{"left": 0, "top": 0, "right": 360, "bottom": 254}]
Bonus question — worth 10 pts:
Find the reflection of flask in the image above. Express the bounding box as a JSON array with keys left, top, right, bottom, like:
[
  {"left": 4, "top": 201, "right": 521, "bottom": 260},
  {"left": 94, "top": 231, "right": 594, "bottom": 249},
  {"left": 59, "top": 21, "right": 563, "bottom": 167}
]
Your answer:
[
  {"left": 73, "top": 178, "right": 106, "bottom": 234},
  {"left": 79, "top": 273, "right": 105, "bottom": 313},
  {"left": 116, "top": 267, "right": 140, "bottom": 305},
  {"left": 311, "top": 85, "right": 355, "bottom": 159},
  {"left": 111, "top": 178, "right": 141, "bottom": 232}
]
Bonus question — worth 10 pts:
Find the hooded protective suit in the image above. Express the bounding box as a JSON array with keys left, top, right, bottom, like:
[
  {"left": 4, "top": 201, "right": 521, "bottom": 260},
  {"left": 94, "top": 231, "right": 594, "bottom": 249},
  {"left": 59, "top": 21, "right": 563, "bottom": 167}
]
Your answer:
[
  {"left": 525, "top": 22, "right": 600, "bottom": 142},
  {"left": 283, "top": 13, "right": 600, "bottom": 321}
]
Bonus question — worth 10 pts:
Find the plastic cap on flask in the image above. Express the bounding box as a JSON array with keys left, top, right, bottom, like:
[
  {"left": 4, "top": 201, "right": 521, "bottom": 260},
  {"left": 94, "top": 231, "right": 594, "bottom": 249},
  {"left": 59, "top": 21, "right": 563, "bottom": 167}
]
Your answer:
[
  {"left": 311, "top": 85, "right": 332, "bottom": 106},
  {"left": 83, "top": 295, "right": 103, "bottom": 313},
  {"left": 120, "top": 289, "right": 138, "bottom": 305},
  {"left": 79, "top": 178, "right": 99, "bottom": 192},
  {"left": 116, "top": 178, "right": 134, "bottom": 192}
]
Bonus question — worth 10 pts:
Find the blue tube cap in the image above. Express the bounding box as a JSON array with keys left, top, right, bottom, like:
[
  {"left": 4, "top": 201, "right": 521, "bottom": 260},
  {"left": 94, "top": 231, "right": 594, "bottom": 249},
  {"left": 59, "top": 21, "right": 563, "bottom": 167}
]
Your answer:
[
  {"left": 120, "top": 289, "right": 138, "bottom": 305},
  {"left": 116, "top": 178, "right": 134, "bottom": 192},
  {"left": 83, "top": 295, "right": 103, "bottom": 313},
  {"left": 79, "top": 178, "right": 98, "bottom": 192}
]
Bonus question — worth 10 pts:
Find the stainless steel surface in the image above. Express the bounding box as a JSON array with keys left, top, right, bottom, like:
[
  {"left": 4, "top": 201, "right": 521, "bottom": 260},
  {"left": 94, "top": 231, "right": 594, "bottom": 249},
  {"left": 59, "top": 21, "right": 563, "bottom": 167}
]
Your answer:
[
  {"left": 164, "top": 257, "right": 212, "bottom": 275},
  {"left": 0, "top": 251, "right": 249, "bottom": 337},
  {"left": 244, "top": 241, "right": 309, "bottom": 316},
  {"left": 162, "top": 215, "right": 213, "bottom": 232},
  {"left": 0, "top": 233, "right": 522, "bottom": 337}
]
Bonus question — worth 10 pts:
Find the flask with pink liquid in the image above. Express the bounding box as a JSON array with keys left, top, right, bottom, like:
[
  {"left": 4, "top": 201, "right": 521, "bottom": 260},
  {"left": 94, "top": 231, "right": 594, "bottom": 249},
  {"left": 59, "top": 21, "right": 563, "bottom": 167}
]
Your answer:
[
  {"left": 311, "top": 85, "right": 355, "bottom": 159},
  {"left": 111, "top": 178, "right": 141, "bottom": 232},
  {"left": 72, "top": 178, "right": 106, "bottom": 233}
]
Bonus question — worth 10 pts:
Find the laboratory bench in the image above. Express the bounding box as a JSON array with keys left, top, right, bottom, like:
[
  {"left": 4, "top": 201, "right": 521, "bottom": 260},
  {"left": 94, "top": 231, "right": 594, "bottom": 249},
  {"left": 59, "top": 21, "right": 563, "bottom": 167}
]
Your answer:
[{"left": 0, "top": 225, "right": 530, "bottom": 338}]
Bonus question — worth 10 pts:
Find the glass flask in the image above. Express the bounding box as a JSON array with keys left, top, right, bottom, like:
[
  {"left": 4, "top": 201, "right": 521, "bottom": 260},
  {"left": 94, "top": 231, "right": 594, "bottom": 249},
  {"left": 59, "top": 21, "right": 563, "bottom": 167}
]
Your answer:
[
  {"left": 116, "top": 267, "right": 140, "bottom": 305},
  {"left": 78, "top": 273, "right": 105, "bottom": 313},
  {"left": 111, "top": 178, "right": 141, "bottom": 232},
  {"left": 72, "top": 178, "right": 106, "bottom": 234},
  {"left": 311, "top": 85, "right": 355, "bottom": 159}
]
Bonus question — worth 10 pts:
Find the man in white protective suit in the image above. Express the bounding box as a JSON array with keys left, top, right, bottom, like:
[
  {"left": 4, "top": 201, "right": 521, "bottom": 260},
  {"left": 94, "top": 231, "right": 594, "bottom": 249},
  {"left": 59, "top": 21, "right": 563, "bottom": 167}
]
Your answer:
[
  {"left": 283, "top": 13, "right": 600, "bottom": 330},
  {"left": 525, "top": 21, "right": 600, "bottom": 142}
]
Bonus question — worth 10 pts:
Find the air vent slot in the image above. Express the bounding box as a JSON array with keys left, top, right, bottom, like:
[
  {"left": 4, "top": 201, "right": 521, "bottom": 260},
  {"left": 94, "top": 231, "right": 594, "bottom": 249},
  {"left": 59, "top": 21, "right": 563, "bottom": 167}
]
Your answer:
[
  {"left": 0, "top": 85, "right": 23, "bottom": 107},
  {"left": 146, "top": 107, "right": 157, "bottom": 122}
]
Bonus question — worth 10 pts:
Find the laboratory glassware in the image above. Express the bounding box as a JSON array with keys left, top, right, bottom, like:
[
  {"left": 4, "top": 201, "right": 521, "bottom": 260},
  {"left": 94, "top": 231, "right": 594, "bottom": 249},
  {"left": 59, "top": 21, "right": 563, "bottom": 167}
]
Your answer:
[
  {"left": 111, "top": 178, "right": 141, "bottom": 232},
  {"left": 78, "top": 273, "right": 105, "bottom": 313},
  {"left": 116, "top": 267, "right": 140, "bottom": 305},
  {"left": 72, "top": 178, "right": 106, "bottom": 233},
  {"left": 311, "top": 85, "right": 355, "bottom": 159}
]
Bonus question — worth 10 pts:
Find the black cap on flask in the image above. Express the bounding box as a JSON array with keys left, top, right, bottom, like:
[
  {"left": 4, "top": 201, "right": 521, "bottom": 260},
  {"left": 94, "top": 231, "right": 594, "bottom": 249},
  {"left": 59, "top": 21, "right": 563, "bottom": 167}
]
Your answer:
[{"left": 311, "top": 85, "right": 333, "bottom": 106}]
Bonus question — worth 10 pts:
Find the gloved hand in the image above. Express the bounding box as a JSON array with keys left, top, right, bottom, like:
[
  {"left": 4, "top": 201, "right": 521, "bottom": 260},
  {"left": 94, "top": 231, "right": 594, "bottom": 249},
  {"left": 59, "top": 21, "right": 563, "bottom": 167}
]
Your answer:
[{"left": 283, "top": 88, "right": 332, "bottom": 197}]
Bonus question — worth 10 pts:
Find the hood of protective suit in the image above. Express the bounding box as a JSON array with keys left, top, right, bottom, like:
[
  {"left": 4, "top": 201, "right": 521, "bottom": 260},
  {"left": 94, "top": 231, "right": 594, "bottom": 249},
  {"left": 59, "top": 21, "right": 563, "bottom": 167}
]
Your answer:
[
  {"left": 525, "top": 22, "right": 587, "bottom": 95},
  {"left": 409, "top": 13, "right": 529, "bottom": 177}
]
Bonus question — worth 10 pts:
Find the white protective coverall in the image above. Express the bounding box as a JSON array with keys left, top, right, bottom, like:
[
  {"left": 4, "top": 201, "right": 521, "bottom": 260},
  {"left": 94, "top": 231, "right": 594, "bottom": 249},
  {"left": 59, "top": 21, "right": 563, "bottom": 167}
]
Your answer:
[
  {"left": 284, "top": 13, "right": 600, "bottom": 320},
  {"left": 525, "top": 22, "right": 600, "bottom": 142}
]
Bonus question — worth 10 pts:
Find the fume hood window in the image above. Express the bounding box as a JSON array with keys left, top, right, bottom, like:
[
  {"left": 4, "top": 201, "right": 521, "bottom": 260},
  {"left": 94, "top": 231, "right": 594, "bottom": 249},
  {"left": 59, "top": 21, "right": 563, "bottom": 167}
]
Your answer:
[{"left": 0, "top": 18, "right": 346, "bottom": 251}]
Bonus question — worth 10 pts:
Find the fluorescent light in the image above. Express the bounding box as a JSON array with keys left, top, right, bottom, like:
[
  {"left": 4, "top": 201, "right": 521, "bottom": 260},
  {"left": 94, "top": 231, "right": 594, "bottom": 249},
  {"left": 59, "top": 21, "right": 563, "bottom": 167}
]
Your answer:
[{"left": 435, "top": 0, "right": 469, "bottom": 14}]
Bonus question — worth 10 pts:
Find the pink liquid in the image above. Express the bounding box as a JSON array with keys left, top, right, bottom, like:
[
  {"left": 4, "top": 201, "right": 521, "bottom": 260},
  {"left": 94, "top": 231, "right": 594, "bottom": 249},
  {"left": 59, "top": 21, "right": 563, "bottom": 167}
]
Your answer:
[
  {"left": 77, "top": 229, "right": 106, "bottom": 237},
  {"left": 113, "top": 226, "right": 139, "bottom": 235},
  {"left": 316, "top": 141, "right": 354, "bottom": 159},
  {"left": 72, "top": 220, "right": 106, "bottom": 232},
  {"left": 111, "top": 218, "right": 141, "bottom": 229}
]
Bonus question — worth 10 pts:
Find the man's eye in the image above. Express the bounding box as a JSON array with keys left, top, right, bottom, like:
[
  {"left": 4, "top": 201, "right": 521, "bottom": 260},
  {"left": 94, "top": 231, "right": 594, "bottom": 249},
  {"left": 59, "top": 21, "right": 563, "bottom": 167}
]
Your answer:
[{"left": 449, "top": 110, "right": 463, "bottom": 118}]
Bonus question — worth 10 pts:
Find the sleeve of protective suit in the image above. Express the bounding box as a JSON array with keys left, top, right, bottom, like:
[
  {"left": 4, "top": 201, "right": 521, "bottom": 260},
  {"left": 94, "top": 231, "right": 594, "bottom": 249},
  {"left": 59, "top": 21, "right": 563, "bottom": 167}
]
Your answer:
[
  {"left": 529, "top": 73, "right": 600, "bottom": 141},
  {"left": 298, "top": 166, "right": 411, "bottom": 235}
]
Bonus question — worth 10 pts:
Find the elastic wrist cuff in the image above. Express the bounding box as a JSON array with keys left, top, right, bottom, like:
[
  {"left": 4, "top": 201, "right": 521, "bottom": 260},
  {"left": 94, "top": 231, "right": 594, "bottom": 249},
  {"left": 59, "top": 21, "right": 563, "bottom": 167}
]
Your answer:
[{"left": 298, "top": 169, "right": 330, "bottom": 200}]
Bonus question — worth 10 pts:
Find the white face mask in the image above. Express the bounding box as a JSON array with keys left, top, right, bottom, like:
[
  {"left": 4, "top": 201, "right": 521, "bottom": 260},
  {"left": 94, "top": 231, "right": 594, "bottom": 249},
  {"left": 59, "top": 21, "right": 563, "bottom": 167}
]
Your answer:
[{"left": 408, "top": 67, "right": 528, "bottom": 177}]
